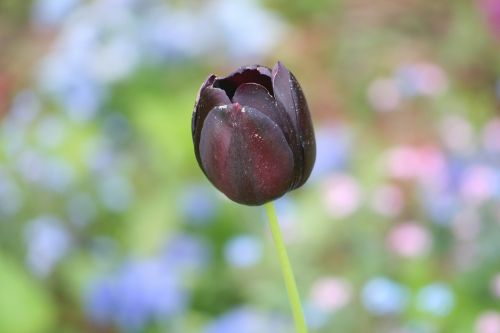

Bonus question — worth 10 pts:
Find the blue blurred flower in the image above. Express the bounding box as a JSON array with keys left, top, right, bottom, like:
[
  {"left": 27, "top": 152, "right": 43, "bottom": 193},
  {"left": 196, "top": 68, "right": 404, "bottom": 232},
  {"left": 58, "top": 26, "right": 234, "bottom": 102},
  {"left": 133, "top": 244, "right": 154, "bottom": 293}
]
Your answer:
[
  {"left": 163, "top": 234, "right": 211, "bottom": 273},
  {"left": 32, "top": 0, "right": 80, "bottom": 27},
  {"left": 395, "top": 62, "right": 448, "bottom": 98},
  {"left": 224, "top": 235, "right": 263, "bottom": 268},
  {"left": 34, "top": 0, "right": 285, "bottom": 124},
  {"left": 309, "top": 125, "right": 351, "bottom": 181},
  {"left": 1, "top": 90, "right": 41, "bottom": 157},
  {"left": 205, "top": 307, "right": 290, "bottom": 333},
  {"left": 15, "top": 147, "right": 74, "bottom": 194},
  {"left": 85, "top": 140, "right": 116, "bottom": 174},
  {"left": 416, "top": 283, "right": 455, "bottom": 317},
  {"left": 207, "top": 0, "right": 285, "bottom": 61},
  {"left": 24, "top": 215, "right": 72, "bottom": 277},
  {"left": 38, "top": 54, "right": 105, "bottom": 122},
  {"left": 303, "top": 302, "right": 330, "bottom": 330},
  {"left": 179, "top": 185, "right": 218, "bottom": 224},
  {"left": 141, "top": 8, "right": 210, "bottom": 60},
  {"left": 89, "top": 37, "right": 140, "bottom": 84},
  {"left": 362, "top": 277, "right": 409, "bottom": 315},
  {"left": 8, "top": 90, "right": 41, "bottom": 126},
  {"left": 86, "top": 259, "right": 187, "bottom": 330},
  {"left": 420, "top": 190, "right": 457, "bottom": 225}
]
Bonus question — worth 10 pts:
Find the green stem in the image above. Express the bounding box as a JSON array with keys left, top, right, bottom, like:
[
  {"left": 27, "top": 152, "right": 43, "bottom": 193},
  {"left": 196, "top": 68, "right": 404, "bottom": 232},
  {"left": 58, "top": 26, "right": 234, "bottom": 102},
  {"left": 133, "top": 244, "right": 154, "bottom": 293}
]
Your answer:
[{"left": 264, "top": 202, "right": 308, "bottom": 333}]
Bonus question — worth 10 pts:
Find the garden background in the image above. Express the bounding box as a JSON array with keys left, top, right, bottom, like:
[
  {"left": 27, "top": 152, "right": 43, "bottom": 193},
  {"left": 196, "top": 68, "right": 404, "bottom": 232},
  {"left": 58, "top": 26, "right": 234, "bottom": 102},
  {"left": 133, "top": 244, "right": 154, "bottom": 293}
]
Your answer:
[{"left": 0, "top": 0, "right": 500, "bottom": 332}]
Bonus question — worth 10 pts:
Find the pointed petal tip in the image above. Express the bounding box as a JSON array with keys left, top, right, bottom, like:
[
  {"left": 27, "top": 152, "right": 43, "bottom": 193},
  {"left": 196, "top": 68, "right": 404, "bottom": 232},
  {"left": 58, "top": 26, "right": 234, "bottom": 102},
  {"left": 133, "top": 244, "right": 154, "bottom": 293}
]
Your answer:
[{"left": 272, "top": 60, "right": 288, "bottom": 75}]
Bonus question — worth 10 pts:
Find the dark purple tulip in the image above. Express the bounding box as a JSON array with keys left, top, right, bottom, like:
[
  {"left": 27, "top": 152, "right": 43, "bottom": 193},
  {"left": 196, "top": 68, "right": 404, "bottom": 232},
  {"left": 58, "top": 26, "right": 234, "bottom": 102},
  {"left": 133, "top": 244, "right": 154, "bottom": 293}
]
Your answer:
[{"left": 192, "top": 62, "right": 316, "bottom": 206}]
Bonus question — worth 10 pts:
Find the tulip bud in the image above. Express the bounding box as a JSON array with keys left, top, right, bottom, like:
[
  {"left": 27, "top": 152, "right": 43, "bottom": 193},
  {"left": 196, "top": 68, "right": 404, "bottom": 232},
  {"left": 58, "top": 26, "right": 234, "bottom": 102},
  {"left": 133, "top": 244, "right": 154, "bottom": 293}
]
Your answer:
[{"left": 192, "top": 62, "right": 316, "bottom": 205}]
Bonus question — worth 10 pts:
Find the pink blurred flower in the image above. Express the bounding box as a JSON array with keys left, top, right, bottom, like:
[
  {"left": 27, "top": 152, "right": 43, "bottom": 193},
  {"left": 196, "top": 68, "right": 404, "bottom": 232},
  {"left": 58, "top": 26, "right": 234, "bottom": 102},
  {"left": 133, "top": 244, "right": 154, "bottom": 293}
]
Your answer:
[
  {"left": 476, "top": 311, "right": 500, "bottom": 333},
  {"left": 386, "top": 222, "right": 432, "bottom": 258},
  {"left": 309, "top": 277, "right": 352, "bottom": 312},
  {"left": 322, "top": 174, "right": 362, "bottom": 218},
  {"left": 477, "top": 0, "right": 500, "bottom": 39},
  {"left": 383, "top": 145, "right": 447, "bottom": 189},
  {"left": 384, "top": 146, "right": 415, "bottom": 179}
]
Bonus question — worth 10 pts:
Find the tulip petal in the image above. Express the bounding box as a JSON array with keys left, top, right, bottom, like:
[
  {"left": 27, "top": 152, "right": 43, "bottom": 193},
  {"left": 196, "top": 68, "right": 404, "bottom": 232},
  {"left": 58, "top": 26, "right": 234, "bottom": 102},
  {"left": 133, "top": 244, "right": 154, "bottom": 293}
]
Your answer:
[
  {"left": 199, "top": 104, "right": 294, "bottom": 205},
  {"left": 232, "top": 83, "right": 281, "bottom": 125},
  {"left": 192, "top": 80, "right": 232, "bottom": 167},
  {"left": 272, "top": 61, "right": 316, "bottom": 187},
  {"left": 214, "top": 65, "right": 273, "bottom": 99},
  {"left": 232, "top": 83, "right": 299, "bottom": 178}
]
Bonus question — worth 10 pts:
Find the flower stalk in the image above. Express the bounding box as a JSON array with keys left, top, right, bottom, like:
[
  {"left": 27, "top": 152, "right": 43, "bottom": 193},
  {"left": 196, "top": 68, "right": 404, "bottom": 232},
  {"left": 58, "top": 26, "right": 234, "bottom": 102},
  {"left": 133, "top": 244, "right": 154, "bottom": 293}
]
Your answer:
[{"left": 264, "top": 202, "right": 308, "bottom": 333}]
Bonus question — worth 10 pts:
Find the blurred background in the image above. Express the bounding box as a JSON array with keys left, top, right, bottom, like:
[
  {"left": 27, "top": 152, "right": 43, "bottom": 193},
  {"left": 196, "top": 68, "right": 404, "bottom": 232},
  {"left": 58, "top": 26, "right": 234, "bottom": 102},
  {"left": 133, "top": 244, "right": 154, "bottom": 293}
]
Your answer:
[{"left": 0, "top": 0, "right": 500, "bottom": 332}]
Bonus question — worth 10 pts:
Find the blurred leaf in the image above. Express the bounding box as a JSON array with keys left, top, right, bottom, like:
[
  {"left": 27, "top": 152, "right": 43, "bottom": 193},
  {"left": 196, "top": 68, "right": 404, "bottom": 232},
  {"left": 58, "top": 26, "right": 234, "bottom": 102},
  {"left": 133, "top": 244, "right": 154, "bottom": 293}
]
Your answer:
[{"left": 0, "top": 253, "right": 56, "bottom": 333}]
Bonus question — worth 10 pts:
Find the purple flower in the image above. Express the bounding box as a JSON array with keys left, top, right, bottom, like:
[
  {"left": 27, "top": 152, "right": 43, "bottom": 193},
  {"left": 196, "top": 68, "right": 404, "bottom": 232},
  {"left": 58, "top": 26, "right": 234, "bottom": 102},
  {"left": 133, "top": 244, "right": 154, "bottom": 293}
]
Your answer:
[{"left": 192, "top": 62, "right": 316, "bottom": 205}]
